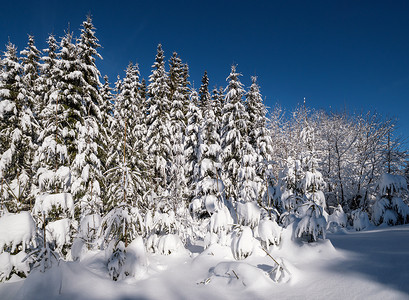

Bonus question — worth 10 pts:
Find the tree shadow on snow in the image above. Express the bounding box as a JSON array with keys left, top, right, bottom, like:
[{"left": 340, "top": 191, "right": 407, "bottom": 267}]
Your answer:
[{"left": 328, "top": 225, "right": 409, "bottom": 296}]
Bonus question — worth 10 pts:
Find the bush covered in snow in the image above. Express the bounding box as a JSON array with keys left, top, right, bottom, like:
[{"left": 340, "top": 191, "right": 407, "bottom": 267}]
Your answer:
[
  {"left": 258, "top": 218, "right": 282, "bottom": 249},
  {"left": 0, "top": 211, "right": 36, "bottom": 254},
  {"left": 236, "top": 201, "right": 260, "bottom": 228},
  {"left": 351, "top": 208, "right": 371, "bottom": 231},
  {"left": 372, "top": 173, "right": 409, "bottom": 226},
  {"left": 33, "top": 193, "right": 74, "bottom": 220},
  {"left": 295, "top": 202, "right": 326, "bottom": 242},
  {"left": 231, "top": 226, "right": 255, "bottom": 260}
]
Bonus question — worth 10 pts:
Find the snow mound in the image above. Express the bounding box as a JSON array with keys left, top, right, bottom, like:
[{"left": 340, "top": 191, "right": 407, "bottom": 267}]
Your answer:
[
  {"left": 208, "top": 261, "right": 273, "bottom": 289},
  {"left": 0, "top": 212, "right": 36, "bottom": 253},
  {"left": 124, "top": 237, "right": 148, "bottom": 279},
  {"left": 157, "top": 234, "right": 185, "bottom": 255},
  {"left": 351, "top": 208, "right": 370, "bottom": 231}
]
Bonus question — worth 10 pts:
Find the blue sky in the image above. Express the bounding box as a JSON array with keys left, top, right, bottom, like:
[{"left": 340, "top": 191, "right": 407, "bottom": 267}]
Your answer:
[{"left": 1, "top": 0, "right": 408, "bottom": 138}]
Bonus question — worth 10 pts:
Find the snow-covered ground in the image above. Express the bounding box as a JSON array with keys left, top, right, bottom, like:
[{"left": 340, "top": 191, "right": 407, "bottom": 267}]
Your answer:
[{"left": 1, "top": 225, "right": 408, "bottom": 300}]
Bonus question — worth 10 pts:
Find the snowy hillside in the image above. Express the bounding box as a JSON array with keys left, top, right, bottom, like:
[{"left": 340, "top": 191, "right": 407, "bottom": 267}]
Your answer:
[{"left": 0, "top": 225, "right": 408, "bottom": 300}]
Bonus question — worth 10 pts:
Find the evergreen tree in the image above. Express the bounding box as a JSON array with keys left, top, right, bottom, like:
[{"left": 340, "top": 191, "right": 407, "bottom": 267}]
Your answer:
[
  {"left": 146, "top": 44, "right": 172, "bottom": 196},
  {"left": 55, "top": 30, "right": 83, "bottom": 164},
  {"left": 106, "top": 63, "right": 147, "bottom": 211},
  {"left": 221, "top": 65, "right": 248, "bottom": 201},
  {"left": 245, "top": 76, "right": 273, "bottom": 201},
  {"left": 185, "top": 88, "right": 202, "bottom": 203},
  {"left": 20, "top": 35, "right": 42, "bottom": 119},
  {"left": 0, "top": 42, "right": 37, "bottom": 211},
  {"left": 34, "top": 34, "right": 71, "bottom": 198},
  {"left": 169, "top": 52, "right": 188, "bottom": 204},
  {"left": 211, "top": 86, "right": 224, "bottom": 138},
  {"left": 193, "top": 71, "right": 224, "bottom": 218}
]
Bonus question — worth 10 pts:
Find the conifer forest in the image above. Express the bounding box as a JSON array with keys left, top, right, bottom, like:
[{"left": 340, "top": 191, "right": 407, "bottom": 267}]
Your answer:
[{"left": 1, "top": 16, "right": 409, "bottom": 299}]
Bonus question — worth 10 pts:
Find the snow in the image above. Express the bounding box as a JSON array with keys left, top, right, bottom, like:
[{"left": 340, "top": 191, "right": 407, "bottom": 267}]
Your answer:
[
  {"left": 46, "top": 218, "right": 71, "bottom": 252},
  {"left": 0, "top": 99, "right": 15, "bottom": 117},
  {"left": 258, "top": 218, "right": 282, "bottom": 249},
  {"left": 378, "top": 173, "right": 407, "bottom": 196},
  {"left": 124, "top": 237, "right": 148, "bottom": 279},
  {"left": 157, "top": 234, "right": 185, "bottom": 255},
  {"left": 351, "top": 208, "right": 371, "bottom": 231},
  {"left": 33, "top": 193, "right": 74, "bottom": 218},
  {"left": 79, "top": 214, "right": 101, "bottom": 241},
  {"left": 1, "top": 225, "right": 409, "bottom": 299},
  {"left": 231, "top": 226, "right": 255, "bottom": 260},
  {"left": 0, "top": 212, "right": 36, "bottom": 253},
  {"left": 236, "top": 201, "right": 260, "bottom": 228}
]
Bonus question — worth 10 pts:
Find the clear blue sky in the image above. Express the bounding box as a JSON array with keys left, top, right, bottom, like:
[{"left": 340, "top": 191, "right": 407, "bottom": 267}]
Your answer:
[{"left": 1, "top": 0, "right": 408, "bottom": 138}]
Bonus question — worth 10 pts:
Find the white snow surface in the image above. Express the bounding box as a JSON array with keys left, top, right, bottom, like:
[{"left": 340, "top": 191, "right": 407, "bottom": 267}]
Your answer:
[{"left": 1, "top": 225, "right": 409, "bottom": 299}]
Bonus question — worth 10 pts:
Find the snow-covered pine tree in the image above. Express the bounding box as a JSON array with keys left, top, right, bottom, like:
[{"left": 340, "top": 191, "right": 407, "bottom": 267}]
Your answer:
[
  {"left": 99, "top": 75, "right": 114, "bottom": 146},
  {"left": 185, "top": 87, "right": 202, "bottom": 204},
  {"left": 372, "top": 173, "right": 409, "bottom": 226},
  {"left": 245, "top": 76, "right": 273, "bottom": 202},
  {"left": 106, "top": 63, "right": 147, "bottom": 212},
  {"left": 211, "top": 86, "right": 224, "bottom": 138},
  {"left": 146, "top": 44, "right": 172, "bottom": 196},
  {"left": 221, "top": 65, "right": 248, "bottom": 203},
  {"left": 0, "top": 42, "right": 37, "bottom": 212},
  {"left": 71, "top": 15, "right": 107, "bottom": 218},
  {"left": 34, "top": 34, "right": 71, "bottom": 198},
  {"left": 168, "top": 52, "right": 188, "bottom": 207},
  {"left": 20, "top": 35, "right": 42, "bottom": 119},
  {"left": 192, "top": 71, "right": 224, "bottom": 219},
  {"left": 39, "top": 34, "right": 59, "bottom": 117},
  {"left": 54, "top": 29, "right": 82, "bottom": 164}
]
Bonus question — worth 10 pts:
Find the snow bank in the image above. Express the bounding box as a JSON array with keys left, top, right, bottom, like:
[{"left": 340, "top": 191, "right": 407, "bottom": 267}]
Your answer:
[
  {"left": 209, "top": 261, "right": 273, "bottom": 288},
  {"left": 0, "top": 212, "right": 36, "bottom": 253},
  {"left": 33, "top": 193, "right": 74, "bottom": 218}
]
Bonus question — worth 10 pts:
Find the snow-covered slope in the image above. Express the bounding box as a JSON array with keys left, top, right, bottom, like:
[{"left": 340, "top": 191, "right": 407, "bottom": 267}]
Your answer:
[{"left": 1, "top": 225, "right": 408, "bottom": 300}]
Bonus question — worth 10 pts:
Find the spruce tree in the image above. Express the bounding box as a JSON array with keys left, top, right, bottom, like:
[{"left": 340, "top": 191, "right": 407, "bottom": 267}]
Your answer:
[
  {"left": 185, "top": 88, "right": 202, "bottom": 203},
  {"left": 221, "top": 65, "right": 248, "bottom": 201},
  {"left": 193, "top": 71, "right": 223, "bottom": 218},
  {"left": 245, "top": 76, "right": 272, "bottom": 202},
  {"left": 20, "top": 35, "right": 42, "bottom": 119},
  {"left": 34, "top": 34, "right": 71, "bottom": 198},
  {"left": 106, "top": 63, "right": 147, "bottom": 211},
  {"left": 0, "top": 42, "right": 37, "bottom": 211},
  {"left": 146, "top": 44, "right": 172, "bottom": 196},
  {"left": 169, "top": 52, "right": 188, "bottom": 204}
]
